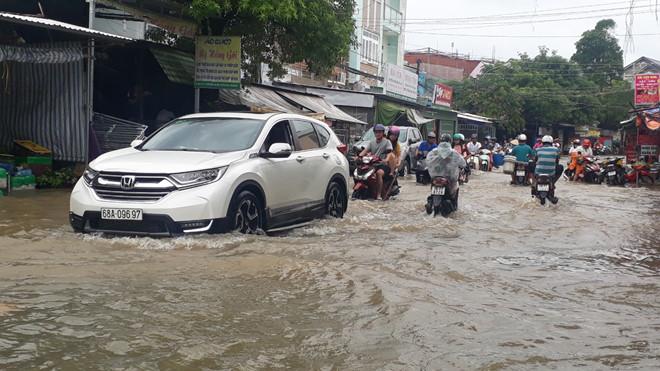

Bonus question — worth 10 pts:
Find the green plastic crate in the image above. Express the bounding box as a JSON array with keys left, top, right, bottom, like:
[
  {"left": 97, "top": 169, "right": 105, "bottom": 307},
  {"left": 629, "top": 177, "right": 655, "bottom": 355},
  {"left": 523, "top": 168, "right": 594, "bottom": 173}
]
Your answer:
[
  {"left": 10, "top": 175, "right": 36, "bottom": 189},
  {"left": 14, "top": 156, "right": 53, "bottom": 166}
]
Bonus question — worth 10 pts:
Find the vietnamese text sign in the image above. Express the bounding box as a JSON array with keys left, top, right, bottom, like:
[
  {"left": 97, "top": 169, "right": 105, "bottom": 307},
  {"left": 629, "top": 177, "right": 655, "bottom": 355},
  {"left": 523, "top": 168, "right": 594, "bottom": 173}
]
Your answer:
[
  {"left": 195, "top": 36, "right": 241, "bottom": 89},
  {"left": 634, "top": 74, "right": 659, "bottom": 106},
  {"left": 433, "top": 83, "right": 454, "bottom": 107},
  {"left": 384, "top": 63, "right": 418, "bottom": 101}
]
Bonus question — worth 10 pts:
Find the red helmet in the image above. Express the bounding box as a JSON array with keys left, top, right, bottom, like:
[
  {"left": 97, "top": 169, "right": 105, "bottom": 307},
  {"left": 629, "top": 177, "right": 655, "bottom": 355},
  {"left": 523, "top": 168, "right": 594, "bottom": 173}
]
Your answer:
[
  {"left": 582, "top": 139, "right": 591, "bottom": 147},
  {"left": 389, "top": 126, "right": 400, "bottom": 137}
]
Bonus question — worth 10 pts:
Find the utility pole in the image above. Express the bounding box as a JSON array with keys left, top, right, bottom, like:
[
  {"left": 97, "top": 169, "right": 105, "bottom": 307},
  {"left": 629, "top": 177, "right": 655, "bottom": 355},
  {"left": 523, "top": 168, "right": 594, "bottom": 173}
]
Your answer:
[{"left": 86, "top": 0, "right": 95, "bottom": 164}]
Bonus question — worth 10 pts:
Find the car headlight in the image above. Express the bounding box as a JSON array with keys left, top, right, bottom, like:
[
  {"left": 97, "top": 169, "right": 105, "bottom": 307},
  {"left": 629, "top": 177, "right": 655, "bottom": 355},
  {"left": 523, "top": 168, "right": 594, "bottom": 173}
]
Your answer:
[
  {"left": 83, "top": 167, "right": 98, "bottom": 185},
  {"left": 170, "top": 167, "right": 227, "bottom": 188}
]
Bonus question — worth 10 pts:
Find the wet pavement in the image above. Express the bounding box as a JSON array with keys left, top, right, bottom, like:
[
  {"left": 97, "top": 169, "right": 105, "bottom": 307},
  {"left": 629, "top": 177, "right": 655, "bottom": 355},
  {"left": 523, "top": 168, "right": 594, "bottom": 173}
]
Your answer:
[{"left": 0, "top": 171, "right": 659, "bottom": 370}]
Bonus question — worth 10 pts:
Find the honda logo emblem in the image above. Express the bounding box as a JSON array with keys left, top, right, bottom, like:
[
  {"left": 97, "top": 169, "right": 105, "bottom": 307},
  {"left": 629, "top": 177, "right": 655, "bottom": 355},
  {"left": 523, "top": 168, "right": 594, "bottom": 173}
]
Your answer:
[{"left": 120, "top": 175, "right": 136, "bottom": 190}]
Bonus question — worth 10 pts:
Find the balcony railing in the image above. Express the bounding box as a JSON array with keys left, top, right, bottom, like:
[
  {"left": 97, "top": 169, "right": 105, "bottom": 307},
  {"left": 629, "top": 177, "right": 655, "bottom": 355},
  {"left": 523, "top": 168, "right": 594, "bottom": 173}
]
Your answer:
[{"left": 383, "top": 4, "right": 402, "bottom": 34}]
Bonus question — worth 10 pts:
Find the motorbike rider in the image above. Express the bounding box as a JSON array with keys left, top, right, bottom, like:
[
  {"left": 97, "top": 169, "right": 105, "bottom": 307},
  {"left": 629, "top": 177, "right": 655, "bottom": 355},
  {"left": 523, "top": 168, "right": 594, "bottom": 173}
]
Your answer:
[
  {"left": 510, "top": 134, "right": 535, "bottom": 184},
  {"left": 466, "top": 134, "right": 482, "bottom": 155},
  {"left": 452, "top": 133, "right": 466, "bottom": 155},
  {"left": 359, "top": 124, "right": 394, "bottom": 200},
  {"left": 426, "top": 134, "right": 467, "bottom": 209},
  {"left": 577, "top": 139, "right": 594, "bottom": 157},
  {"left": 416, "top": 131, "right": 438, "bottom": 159},
  {"left": 534, "top": 135, "right": 563, "bottom": 188},
  {"left": 568, "top": 139, "right": 581, "bottom": 154}
]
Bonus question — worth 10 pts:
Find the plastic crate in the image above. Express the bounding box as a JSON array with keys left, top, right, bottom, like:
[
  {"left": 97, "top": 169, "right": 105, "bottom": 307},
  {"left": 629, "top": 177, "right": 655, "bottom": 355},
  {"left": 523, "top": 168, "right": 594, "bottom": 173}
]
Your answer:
[
  {"left": 14, "top": 156, "right": 52, "bottom": 176},
  {"left": 10, "top": 175, "right": 36, "bottom": 190}
]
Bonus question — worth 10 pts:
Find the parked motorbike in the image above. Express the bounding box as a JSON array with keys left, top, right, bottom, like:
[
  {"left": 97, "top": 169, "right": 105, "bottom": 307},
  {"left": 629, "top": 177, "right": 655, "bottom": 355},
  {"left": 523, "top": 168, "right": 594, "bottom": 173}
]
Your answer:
[
  {"left": 532, "top": 174, "right": 558, "bottom": 206},
  {"left": 479, "top": 149, "right": 491, "bottom": 172},
  {"left": 415, "top": 158, "right": 431, "bottom": 185},
  {"left": 601, "top": 157, "right": 626, "bottom": 186},
  {"left": 583, "top": 157, "right": 603, "bottom": 184},
  {"left": 425, "top": 176, "right": 458, "bottom": 217},
  {"left": 624, "top": 161, "right": 655, "bottom": 186},
  {"left": 513, "top": 161, "right": 530, "bottom": 186}
]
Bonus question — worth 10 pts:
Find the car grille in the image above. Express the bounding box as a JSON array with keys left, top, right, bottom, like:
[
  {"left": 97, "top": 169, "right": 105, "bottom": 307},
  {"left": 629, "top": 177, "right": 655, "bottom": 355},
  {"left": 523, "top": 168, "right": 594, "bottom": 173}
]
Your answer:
[{"left": 92, "top": 173, "right": 176, "bottom": 202}]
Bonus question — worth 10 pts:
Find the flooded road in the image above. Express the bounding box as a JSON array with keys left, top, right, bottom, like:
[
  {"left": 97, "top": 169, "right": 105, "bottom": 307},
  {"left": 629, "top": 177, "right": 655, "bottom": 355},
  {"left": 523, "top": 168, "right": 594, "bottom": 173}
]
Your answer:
[{"left": 1, "top": 171, "right": 659, "bottom": 370}]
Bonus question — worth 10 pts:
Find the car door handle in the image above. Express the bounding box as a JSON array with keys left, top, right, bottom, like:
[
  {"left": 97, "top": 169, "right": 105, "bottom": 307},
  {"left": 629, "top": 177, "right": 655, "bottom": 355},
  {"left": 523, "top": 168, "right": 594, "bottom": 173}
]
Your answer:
[
  {"left": 296, "top": 156, "right": 305, "bottom": 163},
  {"left": 322, "top": 153, "right": 330, "bottom": 159}
]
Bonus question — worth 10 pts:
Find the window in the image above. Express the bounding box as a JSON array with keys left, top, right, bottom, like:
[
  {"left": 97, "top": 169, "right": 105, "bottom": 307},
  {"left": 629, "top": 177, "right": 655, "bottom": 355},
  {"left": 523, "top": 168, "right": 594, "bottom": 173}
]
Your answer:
[
  {"left": 314, "top": 123, "right": 331, "bottom": 147},
  {"left": 263, "top": 121, "right": 293, "bottom": 152},
  {"left": 141, "top": 118, "right": 265, "bottom": 153},
  {"left": 292, "top": 120, "right": 321, "bottom": 150}
]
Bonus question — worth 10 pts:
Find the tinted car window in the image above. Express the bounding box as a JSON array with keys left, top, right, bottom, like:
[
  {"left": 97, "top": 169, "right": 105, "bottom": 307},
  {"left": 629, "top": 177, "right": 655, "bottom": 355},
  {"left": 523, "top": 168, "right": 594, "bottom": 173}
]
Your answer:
[
  {"left": 314, "top": 123, "right": 331, "bottom": 147},
  {"left": 398, "top": 129, "right": 408, "bottom": 143},
  {"left": 263, "top": 121, "right": 293, "bottom": 152},
  {"left": 292, "top": 120, "right": 321, "bottom": 150}
]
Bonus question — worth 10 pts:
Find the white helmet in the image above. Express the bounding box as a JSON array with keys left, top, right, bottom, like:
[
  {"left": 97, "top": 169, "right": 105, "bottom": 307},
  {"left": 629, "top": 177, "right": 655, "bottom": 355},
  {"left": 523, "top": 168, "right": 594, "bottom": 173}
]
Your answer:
[
  {"left": 518, "top": 134, "right": 527, "bottom": 141},
  {"left": 542, "top": 135, "right": 553, "bottom": 144}
]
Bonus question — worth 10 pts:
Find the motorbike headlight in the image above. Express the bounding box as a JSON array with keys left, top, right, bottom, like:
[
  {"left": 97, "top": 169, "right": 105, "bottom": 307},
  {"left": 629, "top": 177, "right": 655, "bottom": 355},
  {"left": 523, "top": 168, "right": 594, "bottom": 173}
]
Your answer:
[
  {"left": 82, "top": 167, "right": 98, "bottom": 185},
  {"left": 171, "top": 167, "right": 227, "bottom": 188}
]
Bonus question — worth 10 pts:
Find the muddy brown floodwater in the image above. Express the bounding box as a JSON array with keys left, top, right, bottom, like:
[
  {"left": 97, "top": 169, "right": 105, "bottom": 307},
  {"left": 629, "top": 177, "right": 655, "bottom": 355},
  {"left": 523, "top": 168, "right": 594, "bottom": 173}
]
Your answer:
[{"left": 1, "top": 171, "right": 659, "bottom": 370}]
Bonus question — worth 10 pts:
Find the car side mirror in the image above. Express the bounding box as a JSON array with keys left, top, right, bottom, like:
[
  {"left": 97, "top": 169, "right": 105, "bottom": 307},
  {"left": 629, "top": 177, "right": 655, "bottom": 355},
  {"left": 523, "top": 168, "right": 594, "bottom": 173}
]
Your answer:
[
  {"left": 262, "top": 143, "right": 292, "bottom": 158},
  {"left": 130, "top": 139, "right": 143, "bottom": 148}
]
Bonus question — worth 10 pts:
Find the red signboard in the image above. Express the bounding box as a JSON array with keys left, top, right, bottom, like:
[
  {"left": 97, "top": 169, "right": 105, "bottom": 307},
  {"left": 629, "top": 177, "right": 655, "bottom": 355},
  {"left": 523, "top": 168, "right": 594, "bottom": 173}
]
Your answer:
[
  {"left": 433, "top": 83, "right": 453, "bottom": 107},
  {"left": 634, "top": 74, "right": 660, "bottom": 106}
]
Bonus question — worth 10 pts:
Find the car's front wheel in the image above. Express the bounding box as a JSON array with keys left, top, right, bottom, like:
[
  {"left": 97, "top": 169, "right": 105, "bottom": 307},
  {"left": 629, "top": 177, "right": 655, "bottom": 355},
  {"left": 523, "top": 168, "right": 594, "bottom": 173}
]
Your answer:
[
  {"left": 230, "top": 191, "right": 264, "bottom": 234},
  {"left": 325, "top": 182, "right": 346, "bottom": 218}
]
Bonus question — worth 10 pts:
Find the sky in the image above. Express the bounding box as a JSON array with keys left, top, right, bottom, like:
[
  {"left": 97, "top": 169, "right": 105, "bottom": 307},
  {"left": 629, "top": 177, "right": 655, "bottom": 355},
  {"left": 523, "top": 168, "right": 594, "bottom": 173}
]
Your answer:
[{"left": 404, "top": 0, "right": 660, "bottom": 65}]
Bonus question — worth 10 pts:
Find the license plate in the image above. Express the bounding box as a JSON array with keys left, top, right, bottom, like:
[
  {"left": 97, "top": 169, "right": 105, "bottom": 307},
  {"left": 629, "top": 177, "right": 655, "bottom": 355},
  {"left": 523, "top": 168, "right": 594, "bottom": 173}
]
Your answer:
[
  {"left": 537, "top": 184, "right": 550, "bottom": 192},
  {"left": 101, "top": 208, "right": 143, "bottom": 221},
  {"left": 608, "top": 171, "right": 616, "bottom": 176},
  {"left": 431, "top": 186, "right": 445, "bottom": 195},
  {"left": 516, "top": 171, "right": 526, "bottom": 176}
]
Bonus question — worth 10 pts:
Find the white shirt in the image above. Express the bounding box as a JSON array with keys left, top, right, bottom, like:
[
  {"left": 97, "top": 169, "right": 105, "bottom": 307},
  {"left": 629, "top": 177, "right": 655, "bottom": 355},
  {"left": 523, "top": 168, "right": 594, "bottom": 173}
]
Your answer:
[
  {"left": 576, "top": 146, "right": 593, "bottom": 157},
  {"left": 467, "top": 141, "right": 482, "bottom": 154},
  {"left": 568, "top": 145, "right": 580, "bottom": 154}
]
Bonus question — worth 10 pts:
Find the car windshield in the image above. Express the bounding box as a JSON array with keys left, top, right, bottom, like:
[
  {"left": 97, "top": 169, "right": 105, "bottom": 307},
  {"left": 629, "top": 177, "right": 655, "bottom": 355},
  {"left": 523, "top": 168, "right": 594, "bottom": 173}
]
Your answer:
[
  {"left": 141, "top": 118, "right": 265, "bottom": 153},
  {"left": 361, "top": 128, "right": 408, "bottom": 143}
]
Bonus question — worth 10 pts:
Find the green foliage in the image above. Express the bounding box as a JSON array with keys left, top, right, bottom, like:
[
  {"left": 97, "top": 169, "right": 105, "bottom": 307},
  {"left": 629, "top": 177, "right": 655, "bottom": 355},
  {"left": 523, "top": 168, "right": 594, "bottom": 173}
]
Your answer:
[
  {"left": 178, "top": 0, "right": 356, "bottom": 81},
  {"left": 571, "top": 18, "right": 624, "bottom": 88},
  {"left": 452, "top": 20, "right": 632, "bottom": 135},
  {"left": 36, "top": 168, "right": 78, "bottom": 189}
]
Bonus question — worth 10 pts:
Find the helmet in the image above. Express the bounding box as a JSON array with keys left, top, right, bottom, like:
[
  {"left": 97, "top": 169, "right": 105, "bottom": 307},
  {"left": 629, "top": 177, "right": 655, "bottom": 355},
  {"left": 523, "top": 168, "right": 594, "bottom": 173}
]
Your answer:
[
  {"left": 373, "top": 124, "right": 385, "bottom": 132},
  {"left": 518, "top": 134, "right": 527, "bottom": 141},
  {"left": 440, "top": 134, "right": 452, "bottom": 143},
  {"left": 452, "top": 133, "right": 462, "bottom": 140},
  {"left": 471, "top": 133, "right": 478, "bottom": 139},
  {"left": 542, "top": 135, "right": 553, "bottom": 144},
  {"left": 485, "top": 135, "right": 491, "bottom": 140},
  {"left": 388, "top": 126, "right": 400, "bottom": 137},
  {"left": 582, "top": 139, "right": 592, "bottom": 147},
  {"left": 428, "top": 131, "right": 437, "bottom": 138},
  {"left": 536, "top": 137, "right": 542, "bottom": 142},
  {"left": 573, "top": 139, "right": 580, "bottom": 144}
]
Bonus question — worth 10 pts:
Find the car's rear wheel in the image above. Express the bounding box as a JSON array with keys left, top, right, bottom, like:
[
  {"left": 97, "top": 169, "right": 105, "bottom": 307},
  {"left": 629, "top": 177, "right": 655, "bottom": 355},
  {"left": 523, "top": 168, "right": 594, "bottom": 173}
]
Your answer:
[
  {"left": 231, "top": 191, "right": 264, "bottom": 234},
  {"left": 325, "top": 182, "right": 346, "bottom": 218}
]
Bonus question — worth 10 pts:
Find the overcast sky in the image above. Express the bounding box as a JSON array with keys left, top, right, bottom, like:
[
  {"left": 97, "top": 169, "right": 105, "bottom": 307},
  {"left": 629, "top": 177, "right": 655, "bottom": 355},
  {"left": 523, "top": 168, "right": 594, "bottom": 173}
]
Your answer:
[{"left": 404, "top": 0, "right": 660, "bottom": 65}]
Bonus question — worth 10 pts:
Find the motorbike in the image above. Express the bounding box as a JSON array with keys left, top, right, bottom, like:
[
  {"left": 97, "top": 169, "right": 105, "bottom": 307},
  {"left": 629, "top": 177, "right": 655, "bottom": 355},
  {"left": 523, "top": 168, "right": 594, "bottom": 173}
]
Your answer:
[
  {"left": 458, "top": 166, "right": 469, "bottom": 185},
  {"left": 576, "top": 157, "right": 603, "bottom": 184},
  {"left": 425, "top": 176, "right": 458, "bottom": 217},
  {"left": 532, "top": 174, "right": 558, "bottom": 206},
  {"left": 512, "top": 161, "right": 530, "bottom": 186},
  {"left": 352, "top": 156, "right": 400, "bottom": 200},
  {"left": 415, "top": 157, "right": 431, "bottom": 185},
  {"left": 479, "top": 149, "right": 491, "bottom": 172},
  {"left": 624, "top": 161, "right": 655, "bottom": 186},
  {"left": 601, "top": 157, "right": 626, "bottom": 186},
  {"left": 467, "top": 153, "right": 480, "bottom": 170}
]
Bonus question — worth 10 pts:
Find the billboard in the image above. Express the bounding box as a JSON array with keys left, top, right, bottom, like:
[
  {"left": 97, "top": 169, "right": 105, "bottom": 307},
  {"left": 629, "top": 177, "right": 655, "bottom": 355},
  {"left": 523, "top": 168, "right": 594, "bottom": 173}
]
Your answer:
[
  {"left": 634, "top": 74, "right": 660, "bottom": 106},
  {"left": 384, "top": 63, "right": 418, "bottom": 102},
  {"left": 433, "top": 83, "right": 453, "bottom": 107},
  {"left": 195, "top": 36, "right": 241, "bottom": 89}
]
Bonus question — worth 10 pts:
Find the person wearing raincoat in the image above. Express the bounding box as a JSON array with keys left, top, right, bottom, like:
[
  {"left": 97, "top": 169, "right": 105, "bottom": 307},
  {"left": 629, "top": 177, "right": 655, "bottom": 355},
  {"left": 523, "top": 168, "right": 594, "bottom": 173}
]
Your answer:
[{"left": 426, "top": 134, "right": 467, "bottom": 202}]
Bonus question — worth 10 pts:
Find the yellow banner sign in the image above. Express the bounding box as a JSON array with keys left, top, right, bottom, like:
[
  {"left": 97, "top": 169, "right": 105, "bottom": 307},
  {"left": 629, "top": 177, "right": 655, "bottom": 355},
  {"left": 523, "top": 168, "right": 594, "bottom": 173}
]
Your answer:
[{"left": 195, "top": 36, "right": 241, "bottom": 90}]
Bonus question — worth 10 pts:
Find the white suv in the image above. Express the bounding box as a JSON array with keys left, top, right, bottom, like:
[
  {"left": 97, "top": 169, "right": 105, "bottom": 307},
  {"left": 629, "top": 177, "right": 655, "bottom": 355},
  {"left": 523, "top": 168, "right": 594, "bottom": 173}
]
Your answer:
[{"left": 70, "top": 113, "right": 350, "bottom": 236}]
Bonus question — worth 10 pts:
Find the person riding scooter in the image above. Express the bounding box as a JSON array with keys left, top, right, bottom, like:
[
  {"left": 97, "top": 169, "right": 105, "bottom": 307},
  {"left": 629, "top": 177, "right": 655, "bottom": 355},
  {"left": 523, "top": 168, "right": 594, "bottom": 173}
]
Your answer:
[
  {"left": 510, "top": 134, "right": 535, "bottom": 185},
  {"left": 416, "top": 132, "right": 438, "bottom": 184},
  {"left": 358, "top": 124, "right": 395, "bottom": 200},
  {"left": 466, "top": 134, "right": 482, "bottom": 155},
  {"left": 532, "top": 135, "right": 561, "bottom": 204},
  {"left": 425, "top": 134, "right": 467, "bottom": 212}
]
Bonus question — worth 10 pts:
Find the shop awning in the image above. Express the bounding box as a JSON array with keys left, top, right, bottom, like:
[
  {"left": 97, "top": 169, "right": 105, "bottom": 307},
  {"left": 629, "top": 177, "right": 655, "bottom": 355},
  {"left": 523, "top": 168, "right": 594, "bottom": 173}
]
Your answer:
[
  {"left": 306, "top": 87, "right": 374, "bottom": 108},
  {"left": 0, "top": 44, "right": 83, "bottom": 63},
  {"left": 0, "top": 12, "right": 132, "bottom": 42},
  {"left": 218, "top": 86, "right": 306, "bottom": 114},
  {"left": 278, "top": 91, "right": 367, "bottom": 125},
  {"left": 375, "top": 101, "right": 435, "bottom": 127},
  {"left": 457, "top": 112, "right": 493, "bottom": 124},
  {"left": 407, "top": 109, "right": 434, "bottom": 125},
  {"left": 151, "top": 48, "right": 194, "bottom": 85}
]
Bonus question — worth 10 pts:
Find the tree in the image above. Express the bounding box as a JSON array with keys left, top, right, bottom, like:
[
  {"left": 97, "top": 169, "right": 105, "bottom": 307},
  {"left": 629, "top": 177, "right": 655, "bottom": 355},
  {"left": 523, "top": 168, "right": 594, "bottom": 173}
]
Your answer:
[
  {"left": 178, "top": 0, "right": 356, "bottom": 81},
  {"left": 571, "top": 19, "right": 624, "bottom": 89}
]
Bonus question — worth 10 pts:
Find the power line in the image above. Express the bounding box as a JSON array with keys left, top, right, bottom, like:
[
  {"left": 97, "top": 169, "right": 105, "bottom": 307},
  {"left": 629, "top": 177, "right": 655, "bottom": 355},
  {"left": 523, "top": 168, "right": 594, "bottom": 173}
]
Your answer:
[{"left": 404, "top": 31, "right": 660, "bottom": 38}]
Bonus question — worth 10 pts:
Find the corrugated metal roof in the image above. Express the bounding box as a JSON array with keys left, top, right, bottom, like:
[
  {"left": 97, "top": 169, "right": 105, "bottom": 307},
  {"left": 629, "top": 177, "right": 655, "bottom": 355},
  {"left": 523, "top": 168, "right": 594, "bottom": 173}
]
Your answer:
[
  {"left": 0, "top": 12, "right": 132, "bottom": 42},
  {"left": 457, "top": 112, "right": 493, "bottom": 124}
]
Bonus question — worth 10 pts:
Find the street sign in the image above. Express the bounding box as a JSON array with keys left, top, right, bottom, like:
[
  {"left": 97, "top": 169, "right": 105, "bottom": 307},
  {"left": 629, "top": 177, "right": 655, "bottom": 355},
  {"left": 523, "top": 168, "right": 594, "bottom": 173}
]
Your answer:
[
  {"left": 194, "top": 36, "right": 241, "bottom": 89},
  {"left": 634, "top": 74, "right": 659, "bottom": 106},
  {"left": 433, "top": 83, "right": 453, "bottom": 107},
  {"left": 384, "top": 63, "right": 418, "bottom": 102}
]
